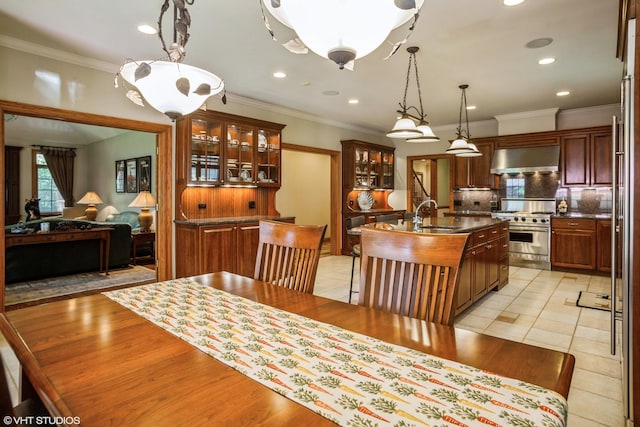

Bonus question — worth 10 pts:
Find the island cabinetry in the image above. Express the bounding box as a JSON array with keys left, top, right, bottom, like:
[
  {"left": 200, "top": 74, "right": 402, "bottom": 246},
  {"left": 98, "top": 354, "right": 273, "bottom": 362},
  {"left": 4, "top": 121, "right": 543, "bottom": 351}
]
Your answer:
[
  {"left": 175, "top": 217, "right": 294, "bottom": 279},
  {"left": 498, "top": 222, "right": 510, "bottom": 287},
  {"left": 456, "top": 223, "right": 505, "bottom": 313},
  {"left": 551, "top": 218, "right": 596, "bottom": 270}
]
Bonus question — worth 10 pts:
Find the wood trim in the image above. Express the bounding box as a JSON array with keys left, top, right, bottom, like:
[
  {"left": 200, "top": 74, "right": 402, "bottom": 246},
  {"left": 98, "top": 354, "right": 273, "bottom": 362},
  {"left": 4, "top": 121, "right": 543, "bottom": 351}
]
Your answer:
[
  {"left": 0, "top": 100, "right": 173, "bottom": 310},
  {"left": 281, "top": 142, "right": 341, "bottom": 255}
]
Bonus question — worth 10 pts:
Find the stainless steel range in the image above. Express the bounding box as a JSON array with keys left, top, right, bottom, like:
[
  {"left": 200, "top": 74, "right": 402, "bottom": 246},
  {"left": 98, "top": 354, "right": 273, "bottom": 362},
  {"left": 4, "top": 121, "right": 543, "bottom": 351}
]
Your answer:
[{"left": 491, "top": 198, "right": 556, "bottom": 270}]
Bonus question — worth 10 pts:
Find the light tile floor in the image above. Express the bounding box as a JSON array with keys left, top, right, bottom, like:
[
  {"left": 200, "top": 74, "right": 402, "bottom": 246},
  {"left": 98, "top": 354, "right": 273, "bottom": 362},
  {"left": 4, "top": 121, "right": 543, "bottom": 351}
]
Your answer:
[{"left": 314, "top": 255, "right": 626, "bottom": 427}]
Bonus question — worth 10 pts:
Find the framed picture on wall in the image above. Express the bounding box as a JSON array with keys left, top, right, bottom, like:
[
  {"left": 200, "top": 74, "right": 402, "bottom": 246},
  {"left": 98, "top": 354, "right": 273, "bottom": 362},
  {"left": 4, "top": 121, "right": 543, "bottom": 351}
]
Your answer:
[
  {"left": 137, "top": 156, "right": 151, "bottom": 192},
  {"left": 115, "top": 160, "right": 126, "bottom": 193},
  {"left": 126, "top": 158, "right": 138, "bottom": 193}
]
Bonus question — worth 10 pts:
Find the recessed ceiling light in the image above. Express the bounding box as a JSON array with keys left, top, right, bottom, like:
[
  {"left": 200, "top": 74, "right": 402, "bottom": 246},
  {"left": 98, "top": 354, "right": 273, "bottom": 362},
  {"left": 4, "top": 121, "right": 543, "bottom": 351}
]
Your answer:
[
  {"left": 466, "top": 105, "right": 477, "bottom": 110},
  {"left": 137, "top": 24, "right": 157, "bottom": 35},
  {"left": 348, "top": 99, "right": 359, "bottom": 104},
  {"left": 526, "top": 37, "right": 553, "bottom": 49},
  {"left": 273, "top": 71, "right": 287, "bottom": 78},
  {"left": 538, "top": 57, "right": 556, "bottom": 65},
  {"left": 556, "top": 91, "right": 570, "bottom": 97},
  {"left": 504, "top": 0, "right": 525, "bottom": 5}
]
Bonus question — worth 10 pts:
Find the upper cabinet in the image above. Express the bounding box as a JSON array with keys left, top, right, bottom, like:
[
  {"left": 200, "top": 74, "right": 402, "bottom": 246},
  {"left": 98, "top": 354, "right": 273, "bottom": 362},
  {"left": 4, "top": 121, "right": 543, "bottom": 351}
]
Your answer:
[
  {"left": 176, "top": 110, "right": 285, "bottom": 188},
  {"left": 341, "top": 140, "right": 395, "bottom": 190},
  {"left": 560, "top": 128, "right": 612, "bottom": 187},
  {"left": 452, "top": 138, "right": 496, "bottom": 188}
]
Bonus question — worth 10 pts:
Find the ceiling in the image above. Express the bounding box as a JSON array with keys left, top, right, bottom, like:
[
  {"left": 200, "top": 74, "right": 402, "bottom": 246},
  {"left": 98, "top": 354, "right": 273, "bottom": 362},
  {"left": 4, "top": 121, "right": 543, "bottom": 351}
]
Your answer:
[{"left": 0, "top": 0, "right": 624, "bottom": 139}]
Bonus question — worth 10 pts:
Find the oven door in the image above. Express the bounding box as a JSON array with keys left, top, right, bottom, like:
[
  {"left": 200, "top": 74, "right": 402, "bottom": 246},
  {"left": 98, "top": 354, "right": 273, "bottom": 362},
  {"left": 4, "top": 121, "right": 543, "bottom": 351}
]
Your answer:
[{"left": 509, "top": 226, "right": 549, "bottom": 256}]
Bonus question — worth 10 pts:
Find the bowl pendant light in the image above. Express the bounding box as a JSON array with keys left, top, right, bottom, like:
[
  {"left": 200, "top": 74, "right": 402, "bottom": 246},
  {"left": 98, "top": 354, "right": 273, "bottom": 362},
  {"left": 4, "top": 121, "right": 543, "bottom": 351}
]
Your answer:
[
  {"left": 446, "top": 84, "right": 481, "bottom": 156},
  {"left": 386, "top": 46, "right": 439, "bottom": 142}
]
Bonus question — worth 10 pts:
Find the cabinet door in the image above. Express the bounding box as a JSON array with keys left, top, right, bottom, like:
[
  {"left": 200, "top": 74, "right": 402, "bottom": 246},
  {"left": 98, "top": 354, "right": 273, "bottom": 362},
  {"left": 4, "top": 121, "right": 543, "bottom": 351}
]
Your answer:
[
  {"left": 236, "top": 222, "right": 261, "bottom": 277},
  {"left": 200, "top": 225, "right": 237, "bottom": 274},
  {"left": 485, "top": 238, "right": 500, "bottom": 290},
  {"left": 175, "top": 225, "right": 200, "bottom": 278},
  {"left": 596, "top": 220, "right": 612, "bottom": 272},
  {"left": 189, "top": 117, "right": 222, "bottom": 185},
  {"left": 368, "top": 148, "right": 382, "bottom": 188},
  {"left": 551, "top": 228, "right": 596, "bottom": 269},
  {"left": 256, "top": 128, "right": 281, "bottom": 186},
  {"left": 470, "top": 141, "right": 495, "bottom": 188},
  {"left": 590, "top": 131, "right": 613, "bottom": 186},
  {"left": 453, "top": 156, "right": 470, "bottom": 188},
  {"left": 456, "top": 248, "right": 474, "bottom": 313},
  {"left": 561, "top": 134, "right": 589, "bottom": 186},
  {"left": 354, "top": 145, "right": 369, "bottom": 188},
  {"left": 472, "top": 244, "right": 488, "bottom": 299},
  {"left": 381, "top": 151, "right": 394, "bottom": 189},
  {"left": 225, "top": 122, "right": 255, "bottom": 185}
]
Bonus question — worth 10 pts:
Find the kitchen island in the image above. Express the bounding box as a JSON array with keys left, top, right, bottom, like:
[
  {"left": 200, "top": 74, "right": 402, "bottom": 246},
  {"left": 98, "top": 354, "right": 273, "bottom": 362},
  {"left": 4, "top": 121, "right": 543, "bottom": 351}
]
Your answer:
[{"left": 356, "top": 216, "right": 510, "bottom": 314}]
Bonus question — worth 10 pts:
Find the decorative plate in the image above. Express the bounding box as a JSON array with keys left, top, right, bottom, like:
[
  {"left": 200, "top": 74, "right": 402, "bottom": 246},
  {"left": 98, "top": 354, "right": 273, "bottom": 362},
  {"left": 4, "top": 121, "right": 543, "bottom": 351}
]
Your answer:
[
  {"left": 240, "top": 169, "right": 251, "bottom": 181},
  {"left": 357, "top": 191, "right": 374, "bottom": 210},
  {"left": 258, "top": 170, "right": 267, "bottom": 181}
]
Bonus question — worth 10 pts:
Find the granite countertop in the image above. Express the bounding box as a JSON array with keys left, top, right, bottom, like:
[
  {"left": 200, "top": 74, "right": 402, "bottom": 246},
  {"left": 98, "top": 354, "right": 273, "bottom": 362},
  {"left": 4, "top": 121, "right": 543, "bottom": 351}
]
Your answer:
[
  {"left": 551, "top": 213, "right": 612, "bottom": 220},
  {"left": 174, "top": 215, "right": 296, "bottom": 226},
  {"left": 357, "top": 217, "right": 507, "bottom": 235},
  {"left": 348, "top": 208, "right": 406, "bottom": 214},
  {"left": 444, "top": 211, "right": 493, "bottom": 217}
]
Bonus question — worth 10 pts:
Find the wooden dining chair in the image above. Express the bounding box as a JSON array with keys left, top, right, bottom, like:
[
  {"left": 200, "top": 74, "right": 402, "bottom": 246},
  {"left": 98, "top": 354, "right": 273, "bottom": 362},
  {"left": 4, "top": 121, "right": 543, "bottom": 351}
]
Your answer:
[
  {"left": 0, "top": 354, "right": 52, "bottom": 424},
  {"left": 345, "top": 215, "right": 366, "bottom": 303},
  {"left": 254, "top": 220, "right": 327, "bottom": 293},
  {"left": 358, "top": 228, "right": 469, "bottom": 325}
]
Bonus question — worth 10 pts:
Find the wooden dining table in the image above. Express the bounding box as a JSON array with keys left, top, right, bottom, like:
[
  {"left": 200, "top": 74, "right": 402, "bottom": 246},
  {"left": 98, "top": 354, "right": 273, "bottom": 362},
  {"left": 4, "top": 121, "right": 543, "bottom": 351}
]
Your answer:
[{"left": 0, "top": 271, "right": 574, "bottom": 426}]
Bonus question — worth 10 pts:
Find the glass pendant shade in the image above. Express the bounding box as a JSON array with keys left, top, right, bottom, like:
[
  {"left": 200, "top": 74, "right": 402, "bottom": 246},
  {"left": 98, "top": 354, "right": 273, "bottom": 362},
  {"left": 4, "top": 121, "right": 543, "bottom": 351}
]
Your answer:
[
  {"left": 264, "top": 0, "right": 423, "bottom": 65},
  {"left": 120, "top": 61, "right": 224, "bottom": 121},
  {"left": 445, "top": 137, "right": 474, "bottom": 154},
  {"left": 456, "top": 142, "right": 482, "bottom": 157},
  {"left": 406, "top": 122, "right": 440, "bottom": 142},
  {"left": 386, "top": 115, "right": 422, "bottom": 139}
]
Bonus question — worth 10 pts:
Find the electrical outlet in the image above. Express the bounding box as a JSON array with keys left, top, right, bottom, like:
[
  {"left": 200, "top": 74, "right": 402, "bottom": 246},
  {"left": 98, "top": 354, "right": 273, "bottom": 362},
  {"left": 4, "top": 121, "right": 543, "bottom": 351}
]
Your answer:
[
  {"left": 248, "top": 201, "right": 256, "bottom": 209},
  {"left": 198, "top": 203, "right": 206, "bottom": 209},
  {"left": 474, "top": 201, "right": 481, "bottom": 206}
]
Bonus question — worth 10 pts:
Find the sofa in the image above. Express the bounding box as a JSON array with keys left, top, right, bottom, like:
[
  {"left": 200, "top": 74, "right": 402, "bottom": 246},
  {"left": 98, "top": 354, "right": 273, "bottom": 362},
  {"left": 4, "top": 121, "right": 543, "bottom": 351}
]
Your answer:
[{"left": 5, "top": 218, "right": 133, "bottom": 284}]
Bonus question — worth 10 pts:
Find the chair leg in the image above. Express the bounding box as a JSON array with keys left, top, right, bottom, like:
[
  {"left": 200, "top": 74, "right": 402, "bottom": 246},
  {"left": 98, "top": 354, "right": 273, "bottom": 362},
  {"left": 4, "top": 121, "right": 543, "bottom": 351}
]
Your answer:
[{"left": 349, "top": 255, "right": 357, "bottom": 304}]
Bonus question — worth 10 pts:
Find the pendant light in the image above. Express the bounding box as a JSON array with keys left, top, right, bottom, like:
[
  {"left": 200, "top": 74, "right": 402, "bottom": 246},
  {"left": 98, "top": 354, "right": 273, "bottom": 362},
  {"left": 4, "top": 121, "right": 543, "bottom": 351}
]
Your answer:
[
  {"left": 115, "top": 0, "right": 225, "bottom": 121},
  {"left": 261, "top": 0, "right": 424, "bottom": 69},
  {"left": 446, "top": 84, "right": 481, "bottom": 156},
  {"left": 386, "top": 47, "right": 440, "bottom": 142}
]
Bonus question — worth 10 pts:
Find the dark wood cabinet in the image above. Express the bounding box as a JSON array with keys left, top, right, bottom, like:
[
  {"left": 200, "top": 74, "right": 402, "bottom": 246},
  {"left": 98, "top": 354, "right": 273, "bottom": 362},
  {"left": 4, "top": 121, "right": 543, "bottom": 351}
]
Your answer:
[
  {"left": 551, "top": 218, "right": 596, "bottom": 270},
  {"left": 452, "top": 139, "right": 496, "bottom": 188},
  {"left": 596, "top": 219, "right": 613, "bottom": 272},
  {"left": 175, "top": 218, "right": 295, "bottom": 279},
  {"left": 560, "top": 130, "right": 612, "bottom": 187},
  {"left": 456, "top": 223, "right": 507, "bottom": 313},
  {"left": 5, "top": 146, "right": 21, "bottom": 225}
]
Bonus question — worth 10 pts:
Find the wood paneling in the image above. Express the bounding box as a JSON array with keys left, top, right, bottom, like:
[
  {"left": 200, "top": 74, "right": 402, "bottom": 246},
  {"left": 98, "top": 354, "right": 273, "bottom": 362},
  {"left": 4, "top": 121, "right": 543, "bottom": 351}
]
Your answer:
[{"left": 178, "top": 187, "right": 278, "bottom": 219}]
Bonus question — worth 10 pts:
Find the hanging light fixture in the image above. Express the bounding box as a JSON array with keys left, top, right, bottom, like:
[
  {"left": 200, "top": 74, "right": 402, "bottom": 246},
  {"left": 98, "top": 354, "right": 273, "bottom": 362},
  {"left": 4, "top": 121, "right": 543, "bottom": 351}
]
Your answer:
[
  {"left": 446, "top": 84, "right": 481, "bottom": 156},
  {"left": 115, "top": 0, "right": 225, "bottom": 121},
  {"left": 261, "top": 0, "right": 424, "bottom": 70},
  {"left": 386, "top": 47, "right": 439, "bottom": 142}
]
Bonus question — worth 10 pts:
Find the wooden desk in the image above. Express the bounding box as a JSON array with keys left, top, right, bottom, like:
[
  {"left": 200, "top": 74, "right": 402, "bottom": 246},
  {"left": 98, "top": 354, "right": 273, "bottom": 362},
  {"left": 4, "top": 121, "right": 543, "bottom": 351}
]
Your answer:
[
  {"left": 130, "top": 230, "right": 155, "bottom": 265},
  {"left": 0, "top": 272, "right": 574, "bottom": 426},
  {"left": 5, "top": 227, "right": 112, "bottom": 274}
]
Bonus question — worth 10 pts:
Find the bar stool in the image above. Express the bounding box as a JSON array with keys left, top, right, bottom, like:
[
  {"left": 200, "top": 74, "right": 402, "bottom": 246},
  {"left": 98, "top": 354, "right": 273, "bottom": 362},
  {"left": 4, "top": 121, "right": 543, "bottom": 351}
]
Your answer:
[{"left": 345, "top": 215, "right": 366, "bottom": 303}]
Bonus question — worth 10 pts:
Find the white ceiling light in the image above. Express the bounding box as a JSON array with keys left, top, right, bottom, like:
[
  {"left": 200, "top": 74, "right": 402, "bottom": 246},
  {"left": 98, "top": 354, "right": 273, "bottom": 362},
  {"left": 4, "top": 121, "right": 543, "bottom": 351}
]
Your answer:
[
  {"left": 538, "top": 57, "right": 556, "bottom": 65},
  {"left": 116, "top": 0, "right": 225, "bottom": 121},
  {"left": 387, "top": 46, "right": 439, "bottom": 142},
  {"left": 556, "top": 90, "right": 570, "bottom": 96},
  {"left": 273, "top": 71, "right": 287, "bottom": 78},
  {"left": 504, "top": 0, "right": 525, "bottom": 6},
  {"left": 348, "top": 99, "right": 359, "bottom": 104},
  {"left": 261, "top": 0, "right": 424, "bottom": 69},
  {"left": 446, "top": 84, "right": 481, "bottom": 157},
  {"left": 137, "top": 24, "right": 157, "bottom": 35}
]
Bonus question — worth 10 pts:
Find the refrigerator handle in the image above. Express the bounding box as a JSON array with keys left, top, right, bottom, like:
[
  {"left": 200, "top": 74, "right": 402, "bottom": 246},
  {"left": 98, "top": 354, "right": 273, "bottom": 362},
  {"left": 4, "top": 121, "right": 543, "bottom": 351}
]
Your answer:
[{"left": 611, "top": 114, "right": 618, "bottom": 356}]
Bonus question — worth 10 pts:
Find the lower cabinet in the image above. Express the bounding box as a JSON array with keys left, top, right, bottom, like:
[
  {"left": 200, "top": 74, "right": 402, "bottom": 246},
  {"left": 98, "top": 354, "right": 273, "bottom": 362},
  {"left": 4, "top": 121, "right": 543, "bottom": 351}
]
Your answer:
[
  {"left": 175, "top": 218, "right": 295, "bottom": 278},
  {"left": 596, "top": 220, "right": 612, "bottom": 273},
  {"left": 551, "top": 218, "right": 596, "bottom": 270},
  {"left": 456, "top": 223, "right": 507, "bottom": 314}
]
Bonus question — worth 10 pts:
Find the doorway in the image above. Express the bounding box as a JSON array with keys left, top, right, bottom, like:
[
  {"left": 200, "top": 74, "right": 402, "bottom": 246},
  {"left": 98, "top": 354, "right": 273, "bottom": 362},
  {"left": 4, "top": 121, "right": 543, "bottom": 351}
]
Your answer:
[{"left": 406, "top": 154, "right": 452, "bottom": 216}]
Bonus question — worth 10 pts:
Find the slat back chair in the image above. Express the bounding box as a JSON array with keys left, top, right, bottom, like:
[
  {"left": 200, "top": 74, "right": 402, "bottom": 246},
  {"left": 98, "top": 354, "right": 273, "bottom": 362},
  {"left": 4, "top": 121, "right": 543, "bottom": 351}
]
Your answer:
[
  {"left": 346, "top": 215, "right": 366, "bottom": 303},
  {"left": 254, "top": 220, "right": 327, "bottom": 293},
  {"left": 358, "top": 228, "right": 469, "bottom": 325}
]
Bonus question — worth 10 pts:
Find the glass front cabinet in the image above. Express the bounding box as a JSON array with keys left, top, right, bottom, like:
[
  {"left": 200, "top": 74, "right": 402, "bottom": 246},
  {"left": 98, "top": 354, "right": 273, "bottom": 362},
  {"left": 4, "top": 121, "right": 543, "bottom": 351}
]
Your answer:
[
  {"left": 177, "top": 111, "right": 284, "bottom": 188},
  {"left": 342, "top": 140, "right": 395, "bottom": 190}
]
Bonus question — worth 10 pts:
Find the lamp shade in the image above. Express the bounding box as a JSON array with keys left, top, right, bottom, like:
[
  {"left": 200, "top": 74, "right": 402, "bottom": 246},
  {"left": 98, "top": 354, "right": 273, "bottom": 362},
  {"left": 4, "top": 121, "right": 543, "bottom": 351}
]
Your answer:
[
  {"left": 129, "top": 191, "right": 156, "bottom": 209},
  {"left": 120, "top": 61, "right": 224, "bottom": 120},
  {"left": 445, "top": 138, "right": 474, "bottom": 155},
  {"left": 78, "top": 192, "right": 103, "bottom": 205},
  {"left": 406, "top": 121, "right": 440, "bottom": 143},
  {"left": 264, "top": 0, "right": 423, "bottom": 65},
  {"left": 386, "top": 115, "right": 422, "bottom": 139},
  {"left": 456, "top": 142, "right": 482, "bottom": 157}
]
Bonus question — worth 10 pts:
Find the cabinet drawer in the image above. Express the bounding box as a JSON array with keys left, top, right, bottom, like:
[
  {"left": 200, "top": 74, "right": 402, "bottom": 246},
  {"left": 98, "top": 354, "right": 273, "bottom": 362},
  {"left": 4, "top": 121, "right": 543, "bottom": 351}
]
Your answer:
[
  {"left": 472, "top": 226, "right": 499, "bottom": 246},
  {"left": 551, "top": 218, "right": 596, "bottom": 230}
]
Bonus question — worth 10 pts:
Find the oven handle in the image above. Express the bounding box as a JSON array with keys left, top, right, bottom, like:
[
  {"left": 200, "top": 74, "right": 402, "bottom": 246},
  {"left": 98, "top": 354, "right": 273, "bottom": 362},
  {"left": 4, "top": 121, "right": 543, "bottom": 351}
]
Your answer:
[{"left": 509, "top": 227, "right": 549, "bottom": 233}]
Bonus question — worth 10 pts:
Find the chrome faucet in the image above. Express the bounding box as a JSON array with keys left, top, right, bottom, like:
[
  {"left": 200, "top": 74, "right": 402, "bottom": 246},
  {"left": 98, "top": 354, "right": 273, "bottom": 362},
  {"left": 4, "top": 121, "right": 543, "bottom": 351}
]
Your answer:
[{"left": 413, "top": 198, "right": 438, "bottom": 231}]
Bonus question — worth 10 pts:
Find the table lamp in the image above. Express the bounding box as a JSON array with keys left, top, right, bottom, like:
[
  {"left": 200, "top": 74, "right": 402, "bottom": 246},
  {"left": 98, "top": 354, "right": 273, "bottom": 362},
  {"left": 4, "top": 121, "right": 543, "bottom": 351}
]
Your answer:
[
  {"left": 77, "top": 191, "right": 103, "bottom": 221},
  {"left": 129, "top": 191, "right": 156, "bottom": 232}
]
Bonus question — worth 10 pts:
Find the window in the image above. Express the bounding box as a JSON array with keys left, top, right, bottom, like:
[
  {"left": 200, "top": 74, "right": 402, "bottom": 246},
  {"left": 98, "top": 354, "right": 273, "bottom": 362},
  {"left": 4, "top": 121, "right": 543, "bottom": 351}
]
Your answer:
[
  {"left": 505, "top": 177, "right": 525, "bottom": 198},
  {"left": 32, "top": 151, "right": 65, "bottom": 214}
]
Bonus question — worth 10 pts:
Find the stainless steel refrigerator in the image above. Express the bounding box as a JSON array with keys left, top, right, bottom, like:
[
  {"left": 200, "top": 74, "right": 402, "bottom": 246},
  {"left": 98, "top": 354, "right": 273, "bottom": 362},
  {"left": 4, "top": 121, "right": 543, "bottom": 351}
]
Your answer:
[{"left": 612, "top": 17, "right": 635, "bottom": 427}]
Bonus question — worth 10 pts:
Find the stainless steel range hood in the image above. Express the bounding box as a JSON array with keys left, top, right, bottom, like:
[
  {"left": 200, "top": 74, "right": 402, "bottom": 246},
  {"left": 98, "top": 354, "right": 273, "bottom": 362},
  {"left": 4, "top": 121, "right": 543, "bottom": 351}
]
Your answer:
[{"left": 490, "top": 145, "right": 560, "bottom": 174}]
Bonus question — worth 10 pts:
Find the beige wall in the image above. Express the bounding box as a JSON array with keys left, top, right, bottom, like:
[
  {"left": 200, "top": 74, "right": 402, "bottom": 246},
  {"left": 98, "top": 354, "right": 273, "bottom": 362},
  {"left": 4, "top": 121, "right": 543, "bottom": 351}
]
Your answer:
[{"left": 276, "top": 150, "right": 331, "bottom": 238}]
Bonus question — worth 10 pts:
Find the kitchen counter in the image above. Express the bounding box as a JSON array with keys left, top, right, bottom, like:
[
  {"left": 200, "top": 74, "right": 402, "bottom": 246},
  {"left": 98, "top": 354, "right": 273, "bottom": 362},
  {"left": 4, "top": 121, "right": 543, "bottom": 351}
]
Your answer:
[
  {"left": 552, "top": 213, "right": 612, "bottom": 220},
  {"left": 444, "top": 211, "right": 493, "bottom": 218},
  {"left": 349, "top": 216, "right": 507, "bottom": 235},
  {"left": 174, "top": 215, "right": 296, "bottom": 226}
]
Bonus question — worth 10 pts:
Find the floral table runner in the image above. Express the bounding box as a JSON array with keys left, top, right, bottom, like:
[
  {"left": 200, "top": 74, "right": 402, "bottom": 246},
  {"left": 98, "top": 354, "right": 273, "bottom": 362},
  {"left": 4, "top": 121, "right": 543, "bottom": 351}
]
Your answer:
[{"left": 104, "top": 279, "right": 567, "bottom": 427}]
